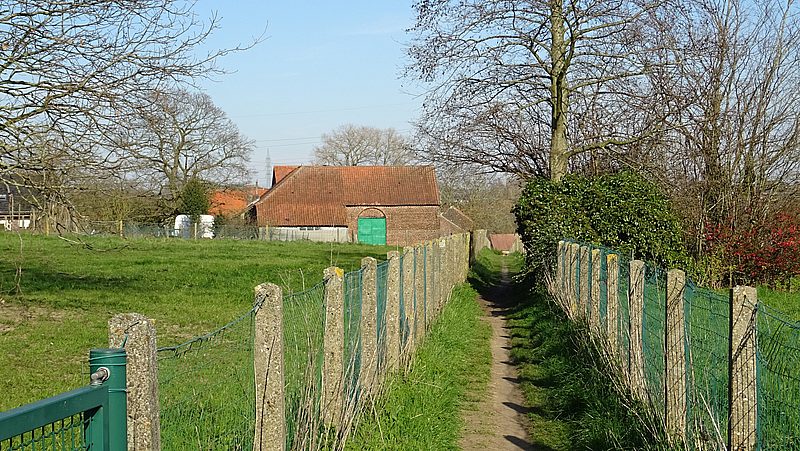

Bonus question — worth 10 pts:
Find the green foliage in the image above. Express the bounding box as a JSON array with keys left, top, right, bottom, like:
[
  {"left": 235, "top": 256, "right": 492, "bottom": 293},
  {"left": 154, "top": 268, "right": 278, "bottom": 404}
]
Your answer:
[
  {"left": 346, "top": 283, "right": 491, "bottom": 450},
  {"left": 178, "top": 178, "right": 210, "bottom": 219},
  {"left": 513, "top": 171, "right": 686, "bottom": 280}
]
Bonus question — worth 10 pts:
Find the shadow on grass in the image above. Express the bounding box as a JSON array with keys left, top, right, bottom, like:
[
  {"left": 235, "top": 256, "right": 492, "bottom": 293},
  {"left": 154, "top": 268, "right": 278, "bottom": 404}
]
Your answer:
[{"left": 11, "top": 267, "right": 139, "bottom": 293}]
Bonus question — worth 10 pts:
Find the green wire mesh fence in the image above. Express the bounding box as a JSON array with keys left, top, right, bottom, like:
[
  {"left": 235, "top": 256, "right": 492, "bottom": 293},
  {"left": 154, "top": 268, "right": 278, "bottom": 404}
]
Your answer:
[
  {"left": 157, "top": 306, "right": 256, "bottom": 450},
  {"left": 343, "top": 269, "right": 363, "bottom": 407},
  {"left": 282, "top": 282, "right": 326, "bottom": 451},
  {"left": 559, "top": 239, "right": 800, "bottom": 450},
  {"left": 684, "top": 281, "right": 730, "bottom": 447},
  {"left": 1, "top": 416, "right": 85, "bottom": 451},
  {"left": 642, "top": 267, "right": 667, "bottom": 419},
  {"left": 756, "top": 303, "right": 800, "bottom": 449}
]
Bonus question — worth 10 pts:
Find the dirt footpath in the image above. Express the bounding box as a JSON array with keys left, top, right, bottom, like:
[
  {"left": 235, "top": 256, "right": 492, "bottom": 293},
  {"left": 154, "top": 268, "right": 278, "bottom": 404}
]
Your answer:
[{"left": 460, "top": 264, "right": 533, "bottom": 450}]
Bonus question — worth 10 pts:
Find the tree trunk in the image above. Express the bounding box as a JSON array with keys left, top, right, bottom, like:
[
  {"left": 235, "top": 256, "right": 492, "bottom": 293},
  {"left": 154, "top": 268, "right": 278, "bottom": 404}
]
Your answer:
[{"left": 549, "top": 1, "right": 569, "bottom": 182}]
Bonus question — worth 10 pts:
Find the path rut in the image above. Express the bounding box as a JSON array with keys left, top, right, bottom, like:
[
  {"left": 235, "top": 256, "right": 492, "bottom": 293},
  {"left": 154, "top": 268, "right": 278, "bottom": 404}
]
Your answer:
[{"left": 460, "top": 262, "right": 533, "bottom": 450}]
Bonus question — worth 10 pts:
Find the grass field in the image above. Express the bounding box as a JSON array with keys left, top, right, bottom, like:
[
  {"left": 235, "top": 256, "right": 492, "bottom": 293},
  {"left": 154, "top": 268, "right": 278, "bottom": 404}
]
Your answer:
[{"left": 0, "top": 232, "right": 392, "bottom": 411}]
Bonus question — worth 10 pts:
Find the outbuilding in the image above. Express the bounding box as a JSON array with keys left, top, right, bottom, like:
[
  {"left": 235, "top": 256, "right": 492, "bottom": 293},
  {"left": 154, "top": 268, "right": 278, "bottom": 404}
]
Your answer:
[{"left": 250, "top": 165, "right": 441, "bottom": 246}]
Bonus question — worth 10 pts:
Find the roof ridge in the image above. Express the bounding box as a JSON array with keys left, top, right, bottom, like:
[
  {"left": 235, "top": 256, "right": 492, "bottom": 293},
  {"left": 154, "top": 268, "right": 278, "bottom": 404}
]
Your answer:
[{"left": 259, "top": 165, "right": 304, "bottom": 203}]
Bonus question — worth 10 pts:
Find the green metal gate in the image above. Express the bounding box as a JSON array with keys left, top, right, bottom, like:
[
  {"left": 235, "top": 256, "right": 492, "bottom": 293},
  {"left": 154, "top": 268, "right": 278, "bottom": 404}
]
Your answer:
[
  {"left": 357, "top": 217, "right": 387, "bottom": 245},
  {"left": 0, "top": 348, "right": 127, "bottom": 451}
]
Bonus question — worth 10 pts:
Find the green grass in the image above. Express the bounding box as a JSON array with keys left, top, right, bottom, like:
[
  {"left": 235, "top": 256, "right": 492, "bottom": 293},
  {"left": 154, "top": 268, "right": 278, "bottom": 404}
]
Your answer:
[
  {"left": 0, "top": 232, "right": 392, "bottom": 411},
  {"left": 345, "top": 283, "right": 492, "bottom": 450},
  {"left": 473, "top": 250, "right": 664, "bottom": 450},
  {"left": 757, "top": 285, "right": 800, "bottom": 319}
]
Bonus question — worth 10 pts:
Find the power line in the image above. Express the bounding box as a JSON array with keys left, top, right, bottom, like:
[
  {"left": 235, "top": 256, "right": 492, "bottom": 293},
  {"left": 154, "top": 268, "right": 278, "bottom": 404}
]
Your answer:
[{"left": 229, "top": 102, "right": 417, "bottom": 119}]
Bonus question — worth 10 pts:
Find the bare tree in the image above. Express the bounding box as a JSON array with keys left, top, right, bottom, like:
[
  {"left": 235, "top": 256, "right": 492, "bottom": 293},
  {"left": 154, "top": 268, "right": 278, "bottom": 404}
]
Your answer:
[
  {"left": 406, "top": 0, "right": 665, "bottom": 180},
  {"left": 630, "top": 0, "right": 800, "bottom": 254},
  {"left": 439, "top": 167, "right": 522, "bottom": 233},
  {"left": 0, "top": 0, "right": 258, "bottom": 221},
  {"left": 116, "top": 89, "right": 253, "bottom": 214},
  {"left": 313, "top": 125, "right": 415, "bottom": 166}
]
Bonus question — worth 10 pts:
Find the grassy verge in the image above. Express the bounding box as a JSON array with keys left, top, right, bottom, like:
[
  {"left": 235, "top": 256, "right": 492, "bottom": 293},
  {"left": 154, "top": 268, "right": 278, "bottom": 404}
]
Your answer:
[
  {"left": 0, "top": 232, "right": 391, "bottom": 410},
  {"left": 472, "top": 250, "right": 662, "bottom": 450},
  {"left": 345, "top": 283, "right": 492, "bottom": 450}
]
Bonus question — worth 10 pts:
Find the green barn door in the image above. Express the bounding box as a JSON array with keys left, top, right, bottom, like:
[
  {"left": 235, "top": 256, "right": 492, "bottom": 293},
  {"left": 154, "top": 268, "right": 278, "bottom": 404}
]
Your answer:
[{"left": 357, "top": 217, "right": 387, "bottom": 245}]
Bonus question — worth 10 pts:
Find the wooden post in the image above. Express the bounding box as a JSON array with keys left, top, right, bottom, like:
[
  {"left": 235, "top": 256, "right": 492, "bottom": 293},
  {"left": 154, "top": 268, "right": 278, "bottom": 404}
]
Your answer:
[
  {"left": 253, "top": 284, "right": 286, "bottom": 451},
  {"left": 322, "top": 267, "right": 345, "bottom": 428},
  {"left": 386, "top": 251, "right": 401, "bottom": 372},
  {"left": 359, "top": 257, "right": 378, "bottom": 394},
  {"left": 729, "top": 286, "right": 758, "bottom": 451},
  {"left": 591, "top": 249, "right": 601, "bottom": 334},
  {"left": 665, "top": 269, "right": 687, "bottom": 441},
  {"left": 607, "top": 254, "right": 619, "bottom": 356},
  {"left": 629, "top": 260, "right": 646, "bottom": 400},
  {"left": 108, "top": 313, "right": 161, "bottom": 451}
]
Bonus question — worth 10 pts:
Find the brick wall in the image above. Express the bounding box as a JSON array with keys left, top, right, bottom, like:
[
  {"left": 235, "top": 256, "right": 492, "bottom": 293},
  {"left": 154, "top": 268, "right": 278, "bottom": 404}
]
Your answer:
[{"left": 345, "top": 205, "right": 441, "bottom": 246}]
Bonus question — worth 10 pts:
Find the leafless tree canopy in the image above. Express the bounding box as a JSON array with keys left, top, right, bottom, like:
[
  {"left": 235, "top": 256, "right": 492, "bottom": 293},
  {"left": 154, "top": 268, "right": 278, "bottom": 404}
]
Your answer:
[
  {"left": 116, "top": 89, "right": 253, "bottom": 213},
  {"left": 0, "top": 0, "right": 257, "bottom": 216},
  {"left": 407, "top": 0, "right": 663, "bottom": 180},
  {"left": 313, "top": 125, "right": 415, "bottom": 166}
]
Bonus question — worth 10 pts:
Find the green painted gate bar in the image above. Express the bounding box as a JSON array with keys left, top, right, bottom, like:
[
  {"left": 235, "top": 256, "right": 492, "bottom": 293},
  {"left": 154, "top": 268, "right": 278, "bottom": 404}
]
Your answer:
[
  {"left": 0, "top": 348, "right": 126, "bottom": 451},
  {"left": 357, "top": 217, "right": 387, "bottom": 245}
]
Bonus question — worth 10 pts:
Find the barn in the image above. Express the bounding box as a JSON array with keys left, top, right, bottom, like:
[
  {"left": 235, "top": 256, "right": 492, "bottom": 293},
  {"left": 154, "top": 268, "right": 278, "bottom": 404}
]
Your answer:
[{"left": 251, "top": 165, "right": 441, "bottom": 246}]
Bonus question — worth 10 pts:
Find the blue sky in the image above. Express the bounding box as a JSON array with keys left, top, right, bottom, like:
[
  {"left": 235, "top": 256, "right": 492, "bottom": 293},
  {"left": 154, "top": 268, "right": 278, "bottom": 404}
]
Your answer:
[{"left": 194, "top": 1, "right": 422, "bottom": 186}]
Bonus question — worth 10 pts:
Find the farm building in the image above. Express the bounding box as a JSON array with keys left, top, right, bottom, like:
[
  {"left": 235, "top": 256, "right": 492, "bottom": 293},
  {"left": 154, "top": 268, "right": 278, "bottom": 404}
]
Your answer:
[
  {"left": 489, "top": 233, "right": 525, "bottom": 254},
  {"left": 250, "top": 165, "right": 441, "bottom": 246},
  {"left": 440, "top": 205, "right": 474, "bottom": 234},
  {"left": 208, "top": 186, "right": 268, "bottom": 219},
  {"left": 0, "top": 182, "right": 36, "bottom": 230}
]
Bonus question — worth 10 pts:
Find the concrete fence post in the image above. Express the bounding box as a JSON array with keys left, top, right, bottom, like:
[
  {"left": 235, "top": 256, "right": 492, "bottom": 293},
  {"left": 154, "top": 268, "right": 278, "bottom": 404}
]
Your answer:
[
  {"left": 606, "top": 254, "right": 619, "bottom": 357},
  {"left": 461, "top": 233, "right": 468, "bottom": 281},
  {"left": 425, "top": 241, "right": 434, "bottom": 328},
  {"left": 665, "top": 270, "right": 687, "bottom": 441},
  {"left": 568, "top": 243, "right": 580, "bottom": 318},
  {"left": 401, "top": 247, "right": 415, "bottom": 359},
  {"left": 471, "top": 229, "right": 488, "bottom": 257},
  {"left": 386, "top": 251, "right": 401, "bottom": 372},
  {"left": 729, "top": 286, "right": 758, "bottom": 451},
  {"left": 414, "top": 245, "right": 425, "bottom": 345},
  {"left": 322, "top": 266, "right": 345, "bottom": 428},
  {"left": 438, "top": 238, "right": 446, "bottom": 312},
  {"left": 108, "top": 313, "right": 160, "bottom": 451},
  {"left": 252, "top": 283, "right": 286, "bottom": 451},
  {"left": 579, "top": 245, "right": 590, "bottom": 321},
  {"left": 590, "top": 249, "right": 601, "bottom": 334},
  {"left": 360, "top": 257, "right": 378, "bottom": 395},
  {"left": 629, "top": 260, "right": 646, "bottom": 400}
]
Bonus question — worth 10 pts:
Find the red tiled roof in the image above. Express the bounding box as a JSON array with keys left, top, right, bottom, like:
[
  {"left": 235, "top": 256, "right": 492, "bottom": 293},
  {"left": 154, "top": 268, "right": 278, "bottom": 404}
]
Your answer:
[
  {"left": 272, "top": 166, "right": 299, "bottom": 186},
  {"left": 489, "top": 234, "right": 519, "bottom": 252},
  {"left": 256, "top": 165, "right": 440, "bottom": 226},
  {"left": 440, "top": 206, "right": 474, "bottom": 231},
  {"left": 209, "top": 187, "right": 268, "bottom": 217}
]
